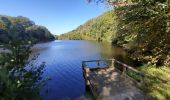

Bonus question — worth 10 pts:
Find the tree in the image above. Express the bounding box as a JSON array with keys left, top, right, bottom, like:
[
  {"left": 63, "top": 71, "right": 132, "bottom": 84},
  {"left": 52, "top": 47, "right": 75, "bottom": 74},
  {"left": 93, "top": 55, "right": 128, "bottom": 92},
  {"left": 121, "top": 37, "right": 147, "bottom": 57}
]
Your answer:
[
  {"left": 87, "top": 0, "right": 131, "bottom": 7},
  {"left": 0, "top": 40, "right": 46, "bottom": 100},
  {"left": 59, "top": 11, "right": 117, "bottom": 42},
  {"left": 87, "top": 0, "right": 170, "bottom": 67},
  {"left": 0, "top": 15, "right": 55, "bottom": 44},
  {"left": 14, "top": 16, "right": 35, "bottom": 28},
  {"left": 26, "top": 25, "right": 55, "bottom": 42}
]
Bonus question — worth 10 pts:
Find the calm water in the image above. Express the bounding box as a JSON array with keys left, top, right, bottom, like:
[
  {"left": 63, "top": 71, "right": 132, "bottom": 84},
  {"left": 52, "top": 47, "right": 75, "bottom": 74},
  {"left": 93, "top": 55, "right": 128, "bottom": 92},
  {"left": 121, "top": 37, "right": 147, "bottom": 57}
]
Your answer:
[{"left": 32, "top": 40, "right": 130, "bottom": 100}]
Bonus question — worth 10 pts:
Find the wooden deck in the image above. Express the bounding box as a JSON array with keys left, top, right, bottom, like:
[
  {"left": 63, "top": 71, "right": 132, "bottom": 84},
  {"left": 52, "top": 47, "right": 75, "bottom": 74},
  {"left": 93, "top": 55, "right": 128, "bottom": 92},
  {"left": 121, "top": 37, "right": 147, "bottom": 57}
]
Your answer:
[{"left": 82, "top": 59, "right": 152, "bottom": 100}]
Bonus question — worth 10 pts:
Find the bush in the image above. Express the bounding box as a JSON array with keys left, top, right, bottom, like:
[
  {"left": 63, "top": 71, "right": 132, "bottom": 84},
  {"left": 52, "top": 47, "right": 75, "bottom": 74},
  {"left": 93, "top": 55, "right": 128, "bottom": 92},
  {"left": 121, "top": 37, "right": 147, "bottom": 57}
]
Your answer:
[{"left": 0, "top": 40, "right": 46, "bottom": 100}]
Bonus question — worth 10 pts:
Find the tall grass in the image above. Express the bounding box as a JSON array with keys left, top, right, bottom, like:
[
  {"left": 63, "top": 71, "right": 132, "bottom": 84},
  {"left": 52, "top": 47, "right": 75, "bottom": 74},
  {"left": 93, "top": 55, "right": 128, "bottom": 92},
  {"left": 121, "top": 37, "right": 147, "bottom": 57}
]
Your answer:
[{"left": 138, "top": 65, "right": 170, "bottom": 100}]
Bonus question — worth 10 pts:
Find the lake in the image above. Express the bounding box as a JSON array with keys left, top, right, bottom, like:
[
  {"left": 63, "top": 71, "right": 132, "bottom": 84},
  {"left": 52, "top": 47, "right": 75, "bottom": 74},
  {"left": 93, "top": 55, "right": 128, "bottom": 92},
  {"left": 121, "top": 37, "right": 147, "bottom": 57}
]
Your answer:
[{"left": 32, "top": 40, "right": 131, "bottom": 100}]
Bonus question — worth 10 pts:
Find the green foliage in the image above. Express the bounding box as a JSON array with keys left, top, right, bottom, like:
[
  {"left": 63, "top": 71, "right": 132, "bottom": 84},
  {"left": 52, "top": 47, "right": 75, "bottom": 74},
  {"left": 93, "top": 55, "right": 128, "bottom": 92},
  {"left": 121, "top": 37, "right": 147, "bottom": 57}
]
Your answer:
[
  {"left": 0, "top": 41, "right": 46, "bottom": 100},
  {"left": 26, "top": 25, "right": 55, "bottom": 42},
  {"left": 126, "top": 64, "right": 170, "bottom": 99},
  {"left": 87, "top": 0, "right": 133, "bottom": 7},
  {"left": 113, "top": 0, "right": 170, "bottom": 67},
  {"left": 84, "top": 0, "right": 170, "bottom": 67},
  {"left": 0, "top": 15, "right": 55, "bottom": 44},
  {"left": 138, "top": 65, "right": 170, "bottom": 100},
  {"left": 59, "top": 11, "right": 118, "bottom": 42}
]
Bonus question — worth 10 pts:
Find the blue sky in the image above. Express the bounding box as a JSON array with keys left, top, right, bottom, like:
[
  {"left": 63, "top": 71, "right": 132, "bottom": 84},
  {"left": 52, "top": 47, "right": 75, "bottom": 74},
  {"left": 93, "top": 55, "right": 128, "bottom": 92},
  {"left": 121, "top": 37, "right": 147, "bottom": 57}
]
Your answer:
[{"left": 0, "top": 0, "right": 111, "bottom": 35}]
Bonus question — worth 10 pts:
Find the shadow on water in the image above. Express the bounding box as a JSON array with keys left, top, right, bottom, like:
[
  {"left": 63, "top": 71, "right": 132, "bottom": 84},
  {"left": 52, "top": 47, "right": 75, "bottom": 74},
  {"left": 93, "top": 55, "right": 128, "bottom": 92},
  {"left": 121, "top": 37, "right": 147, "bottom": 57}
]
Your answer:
[
  {"left": 31, "top": 40, "right": 139, "bottom": 100},
  {"left": 100, "top": 42, "right": 142, "bottom": 67}
]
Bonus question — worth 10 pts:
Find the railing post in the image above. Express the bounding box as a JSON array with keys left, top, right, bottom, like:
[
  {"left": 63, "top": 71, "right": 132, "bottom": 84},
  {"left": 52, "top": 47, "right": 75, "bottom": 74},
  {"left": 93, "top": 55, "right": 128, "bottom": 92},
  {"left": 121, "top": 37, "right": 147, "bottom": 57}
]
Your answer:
[
  {"left": 82, "top": 61, "right": 85, "bottom": 78},
  {"left": 122, "top": 66, "right": 126, "bottom": 75},
  {"left": 140, "top": 73, "right": 145, "bottom": 86},
  {"left": 97, "top": 60, "right": 100, "bottom": 67},
  {"left": 82, "top": 61, "right": 84, "bottom": 68},
  {"left": 111, "top": 59, "right": 115, "bottom": 67}
]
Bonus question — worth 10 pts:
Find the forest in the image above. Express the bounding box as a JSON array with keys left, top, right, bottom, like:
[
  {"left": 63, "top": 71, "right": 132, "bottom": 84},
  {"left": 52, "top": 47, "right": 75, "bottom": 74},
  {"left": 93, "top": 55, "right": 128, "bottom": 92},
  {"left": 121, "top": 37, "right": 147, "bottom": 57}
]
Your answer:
[
  {"left": 0, "top": 15, "right": 55, "bottom": 44},
  {"left": 59, "top": 11, "right": 117, "bottom": 42}
]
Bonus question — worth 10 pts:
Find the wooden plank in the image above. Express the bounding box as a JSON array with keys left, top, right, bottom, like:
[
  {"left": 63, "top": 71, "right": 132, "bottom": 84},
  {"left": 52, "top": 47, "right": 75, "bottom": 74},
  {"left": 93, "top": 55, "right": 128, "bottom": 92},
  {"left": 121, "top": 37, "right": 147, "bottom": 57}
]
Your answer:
[
  {"left": 82, "top": 59, "right": 152, "bottom": 99},
  {"left": 83, "top": 66, "right": 151, "bottom": 100}
]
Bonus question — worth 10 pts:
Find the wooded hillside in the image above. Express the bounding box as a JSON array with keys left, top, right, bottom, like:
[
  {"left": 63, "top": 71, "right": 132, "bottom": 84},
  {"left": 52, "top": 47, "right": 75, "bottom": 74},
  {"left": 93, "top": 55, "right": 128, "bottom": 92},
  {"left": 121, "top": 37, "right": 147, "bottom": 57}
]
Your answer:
[
  {"left": 60, "top": 0, "right": 170, "bottom": 67},
  {"left": 0, "top": 15, "right": 55, "bottom": 44},
  {"left": 59, "top": 11, "right": 117, "bottom": 42}
]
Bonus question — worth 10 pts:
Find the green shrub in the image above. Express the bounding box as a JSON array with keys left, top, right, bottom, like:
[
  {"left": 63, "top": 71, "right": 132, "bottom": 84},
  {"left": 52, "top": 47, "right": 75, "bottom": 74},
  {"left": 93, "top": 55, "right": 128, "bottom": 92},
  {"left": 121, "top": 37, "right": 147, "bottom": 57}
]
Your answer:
[{"left": 0, "top": 40, "right": 46, "bottom": 100}]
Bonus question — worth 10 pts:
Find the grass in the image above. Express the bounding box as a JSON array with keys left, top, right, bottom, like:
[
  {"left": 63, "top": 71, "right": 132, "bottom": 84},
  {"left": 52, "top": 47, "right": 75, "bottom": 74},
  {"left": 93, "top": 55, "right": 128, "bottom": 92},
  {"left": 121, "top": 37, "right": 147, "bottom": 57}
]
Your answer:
[
  {"left": 128, "top": 65, "right": 170, "bottom": 100},
  {"left": 139, "top": 65, "right": 170, "bottom": 100}
]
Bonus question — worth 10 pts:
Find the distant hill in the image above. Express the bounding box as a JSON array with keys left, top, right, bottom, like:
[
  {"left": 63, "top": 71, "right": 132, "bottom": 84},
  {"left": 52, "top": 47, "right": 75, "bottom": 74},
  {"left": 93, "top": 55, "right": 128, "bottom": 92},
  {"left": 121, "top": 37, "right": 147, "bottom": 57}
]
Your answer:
[
  {"left": 59, "top": 10, "right": 117, "bottom": 42},
  {"left": 0, "top": 15, "right": 55, "bottom": 44}
]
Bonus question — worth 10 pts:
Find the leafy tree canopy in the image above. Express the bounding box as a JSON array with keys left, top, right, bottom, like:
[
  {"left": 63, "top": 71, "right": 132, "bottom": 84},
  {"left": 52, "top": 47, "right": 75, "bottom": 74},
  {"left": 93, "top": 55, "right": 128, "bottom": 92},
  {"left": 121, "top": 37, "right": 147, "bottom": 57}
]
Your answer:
[{"left": 0, "top": 15, "right": 55, "bottom": 44}]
